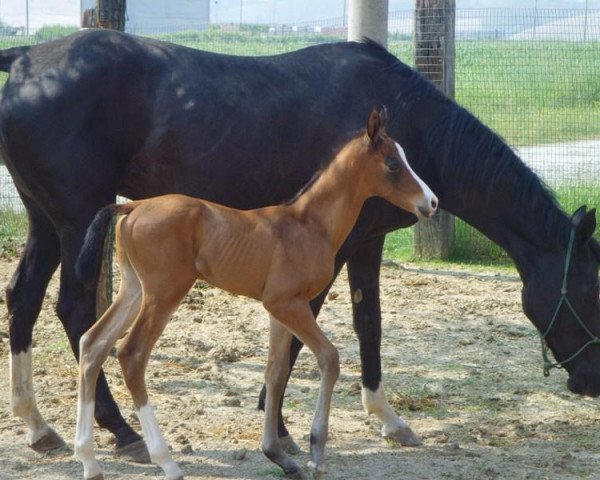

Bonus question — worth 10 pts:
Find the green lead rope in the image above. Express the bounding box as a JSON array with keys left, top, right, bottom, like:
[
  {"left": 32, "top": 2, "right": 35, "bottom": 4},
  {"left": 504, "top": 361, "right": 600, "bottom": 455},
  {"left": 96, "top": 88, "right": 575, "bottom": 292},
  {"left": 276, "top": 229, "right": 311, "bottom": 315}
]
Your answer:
[{"left": 539, "top": 228, "right": 600, "bottom": 376}]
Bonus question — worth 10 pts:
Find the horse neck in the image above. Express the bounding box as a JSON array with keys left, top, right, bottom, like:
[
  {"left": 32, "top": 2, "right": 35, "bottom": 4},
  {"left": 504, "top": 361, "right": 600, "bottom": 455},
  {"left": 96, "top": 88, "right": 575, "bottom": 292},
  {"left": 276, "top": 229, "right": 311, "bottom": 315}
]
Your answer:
[
  {"left": 469, "top": 194, "right": 569, "bottom": 282},
  {"left": 434, "top": 131, "right": 570, "bottom": 282},
  {"left": 291, "top": 147, "right": 369, "bottom": 251}
]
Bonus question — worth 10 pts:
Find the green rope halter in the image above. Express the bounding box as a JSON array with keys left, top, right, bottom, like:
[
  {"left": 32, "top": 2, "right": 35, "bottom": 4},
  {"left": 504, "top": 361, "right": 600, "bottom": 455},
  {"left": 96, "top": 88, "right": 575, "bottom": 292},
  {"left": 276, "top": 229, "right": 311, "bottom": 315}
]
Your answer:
[{"left": 539, "top": 227, "right": 600, "bottom": 376}]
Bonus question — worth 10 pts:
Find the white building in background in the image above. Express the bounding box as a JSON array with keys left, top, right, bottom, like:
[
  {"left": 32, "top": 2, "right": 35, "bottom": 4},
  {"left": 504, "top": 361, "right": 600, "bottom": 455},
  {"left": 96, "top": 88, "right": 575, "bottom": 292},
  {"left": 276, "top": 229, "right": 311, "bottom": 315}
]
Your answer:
[
  {"left": 0, "top": 0, "right": 210, "bottom": 33},
  {"left": 0, "top": 0, "right": 78, "bottom": 33}
]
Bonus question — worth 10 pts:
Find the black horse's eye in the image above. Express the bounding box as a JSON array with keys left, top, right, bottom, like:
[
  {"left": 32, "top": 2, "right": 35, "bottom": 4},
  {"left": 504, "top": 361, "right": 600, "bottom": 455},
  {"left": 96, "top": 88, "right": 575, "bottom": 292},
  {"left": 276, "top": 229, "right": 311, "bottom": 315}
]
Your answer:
[{"left": 385, "top": 155, "right": 401, "bottom": 172}]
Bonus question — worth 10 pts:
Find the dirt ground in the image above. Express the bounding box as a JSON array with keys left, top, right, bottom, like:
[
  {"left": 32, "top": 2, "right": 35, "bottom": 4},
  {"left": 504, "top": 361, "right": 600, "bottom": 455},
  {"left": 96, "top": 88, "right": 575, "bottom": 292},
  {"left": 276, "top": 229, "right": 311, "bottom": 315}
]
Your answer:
[{"left": 1, "top": 256, "right": 600, "bottom": 480}]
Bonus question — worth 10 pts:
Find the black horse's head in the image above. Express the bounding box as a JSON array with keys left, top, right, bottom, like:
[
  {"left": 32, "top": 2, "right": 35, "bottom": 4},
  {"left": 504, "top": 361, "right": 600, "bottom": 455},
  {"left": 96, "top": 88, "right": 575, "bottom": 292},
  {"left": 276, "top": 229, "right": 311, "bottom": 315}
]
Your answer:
[{"left": 522, "top": 206, "right": 600, "bottom": 396}]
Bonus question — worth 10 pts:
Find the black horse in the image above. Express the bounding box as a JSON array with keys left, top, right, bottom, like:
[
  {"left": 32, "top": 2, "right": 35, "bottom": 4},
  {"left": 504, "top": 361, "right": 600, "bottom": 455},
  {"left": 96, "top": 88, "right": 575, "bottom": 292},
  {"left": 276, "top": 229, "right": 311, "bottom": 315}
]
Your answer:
[{"left": 1, "top": 29, "right": 599, "bottom": 463}]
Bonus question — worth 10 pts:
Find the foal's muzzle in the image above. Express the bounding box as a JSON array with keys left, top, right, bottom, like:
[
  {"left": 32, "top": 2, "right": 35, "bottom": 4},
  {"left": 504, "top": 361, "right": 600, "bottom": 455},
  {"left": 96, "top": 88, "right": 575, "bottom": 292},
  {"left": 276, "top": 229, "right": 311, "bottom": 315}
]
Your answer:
[{"left": 418, "top": 196, "right": 438, "bottom": 219}]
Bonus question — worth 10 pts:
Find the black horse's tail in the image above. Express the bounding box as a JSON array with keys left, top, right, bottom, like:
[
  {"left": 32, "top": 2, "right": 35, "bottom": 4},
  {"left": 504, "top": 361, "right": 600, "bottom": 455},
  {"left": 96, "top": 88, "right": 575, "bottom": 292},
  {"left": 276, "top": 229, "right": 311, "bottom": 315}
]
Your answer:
[
  {"left": 0, "top": 46, "right": 31, "bottom": 72},
  {"left": 75, "top": 202, "right": 141, "bottom": 287}
]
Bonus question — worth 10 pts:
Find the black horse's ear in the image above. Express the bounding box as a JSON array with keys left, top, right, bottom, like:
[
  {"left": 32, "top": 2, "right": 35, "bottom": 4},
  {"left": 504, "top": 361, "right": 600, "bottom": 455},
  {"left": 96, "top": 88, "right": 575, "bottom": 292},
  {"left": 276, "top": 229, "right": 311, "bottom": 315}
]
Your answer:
[
  {"left": 571, "top": 205, "right": 587, "bottom": 227},
  {"left": 574, "top": 208, "right": 596, "bottom": 244}
]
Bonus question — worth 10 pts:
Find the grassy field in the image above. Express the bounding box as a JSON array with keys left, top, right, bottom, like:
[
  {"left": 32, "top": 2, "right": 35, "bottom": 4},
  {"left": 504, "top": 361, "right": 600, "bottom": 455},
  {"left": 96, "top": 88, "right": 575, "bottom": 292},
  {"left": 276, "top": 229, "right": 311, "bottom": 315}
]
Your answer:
[
  {"left": 0, "top": 209, "right": 27, "bottom": 258},
  {"left": 0, "top": 28, "right": 598, "bottom": 263}
]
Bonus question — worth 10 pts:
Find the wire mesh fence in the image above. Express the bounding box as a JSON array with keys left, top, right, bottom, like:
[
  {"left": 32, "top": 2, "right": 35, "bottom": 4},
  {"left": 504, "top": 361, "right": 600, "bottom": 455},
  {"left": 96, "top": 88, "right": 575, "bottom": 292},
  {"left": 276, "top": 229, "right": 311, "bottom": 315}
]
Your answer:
[{"left": 0, "top": 8, "right": 598, "bottom": 261}]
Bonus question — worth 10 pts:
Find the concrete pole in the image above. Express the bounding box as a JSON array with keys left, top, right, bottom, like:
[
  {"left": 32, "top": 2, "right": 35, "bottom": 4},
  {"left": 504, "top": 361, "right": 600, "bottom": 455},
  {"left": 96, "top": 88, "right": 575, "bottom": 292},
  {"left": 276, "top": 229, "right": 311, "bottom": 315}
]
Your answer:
[{"left": 347, "top": 0, "right": 388, "bottom": 47}]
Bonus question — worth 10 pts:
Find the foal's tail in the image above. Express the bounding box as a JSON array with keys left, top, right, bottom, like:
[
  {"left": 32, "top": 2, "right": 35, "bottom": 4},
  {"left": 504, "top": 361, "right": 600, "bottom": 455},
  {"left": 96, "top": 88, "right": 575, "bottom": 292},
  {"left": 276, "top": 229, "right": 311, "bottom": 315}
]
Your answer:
[{"left": 75, "top": 202, "right": 141, "bottom": 287}]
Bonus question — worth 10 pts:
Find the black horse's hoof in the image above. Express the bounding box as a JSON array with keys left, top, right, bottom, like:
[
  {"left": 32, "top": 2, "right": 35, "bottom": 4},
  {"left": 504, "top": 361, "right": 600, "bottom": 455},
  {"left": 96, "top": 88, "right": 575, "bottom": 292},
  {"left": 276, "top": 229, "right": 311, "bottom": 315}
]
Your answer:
[
  {"left": 29, "top": 428, "right": 67, "bottom": 452},
  {"left": 114, "top": 439, "right": 151, "bottom": 463},
  {"left": 86, "top": 474, "right": 104, "bottom": 480},
  {"left": 384, "top": 426, "right": 422, "bottom": 447},
  {"left": 280, "top": 434, "right": 302, "bottom": 455}
]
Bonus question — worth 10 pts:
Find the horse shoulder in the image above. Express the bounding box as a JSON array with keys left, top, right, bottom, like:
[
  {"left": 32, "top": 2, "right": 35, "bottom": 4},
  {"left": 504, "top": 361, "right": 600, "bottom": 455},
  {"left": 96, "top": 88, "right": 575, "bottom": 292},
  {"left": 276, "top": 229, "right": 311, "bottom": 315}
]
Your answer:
[{"left": 259, "top": 218, "right": 335, "bottom": 308}]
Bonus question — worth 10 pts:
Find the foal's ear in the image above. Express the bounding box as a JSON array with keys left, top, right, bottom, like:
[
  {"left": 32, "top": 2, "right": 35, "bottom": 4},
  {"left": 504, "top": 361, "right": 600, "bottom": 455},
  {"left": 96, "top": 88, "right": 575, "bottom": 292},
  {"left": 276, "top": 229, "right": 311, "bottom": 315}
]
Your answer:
[{"left": 366, "top": 105, "right": 387, "bottom": 142}]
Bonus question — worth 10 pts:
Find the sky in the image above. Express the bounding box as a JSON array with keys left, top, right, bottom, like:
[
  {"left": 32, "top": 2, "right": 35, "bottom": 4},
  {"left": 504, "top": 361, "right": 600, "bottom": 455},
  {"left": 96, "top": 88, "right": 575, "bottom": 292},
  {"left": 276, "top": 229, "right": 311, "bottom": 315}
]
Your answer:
[
  {"left": 0, "top": 0, "right": 598, "bottom": 31},
  {"left": 214, "top": 0, "right": 600, "bottom": 24}
]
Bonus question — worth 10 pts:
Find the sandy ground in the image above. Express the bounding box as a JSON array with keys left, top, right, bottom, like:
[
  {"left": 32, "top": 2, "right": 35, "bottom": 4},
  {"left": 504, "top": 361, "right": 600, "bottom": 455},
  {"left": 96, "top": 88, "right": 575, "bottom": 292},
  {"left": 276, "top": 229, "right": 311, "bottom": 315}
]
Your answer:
[{"left": 1, "top": 257, "right": 600, "bottom": 480}]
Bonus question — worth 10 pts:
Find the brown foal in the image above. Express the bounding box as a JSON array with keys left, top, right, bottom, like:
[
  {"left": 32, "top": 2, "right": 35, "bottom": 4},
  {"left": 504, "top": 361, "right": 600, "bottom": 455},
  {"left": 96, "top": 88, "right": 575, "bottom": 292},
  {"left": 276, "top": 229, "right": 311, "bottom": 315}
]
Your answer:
[{"left": 74, "top": 107, "right": 438, "bottom": 480}]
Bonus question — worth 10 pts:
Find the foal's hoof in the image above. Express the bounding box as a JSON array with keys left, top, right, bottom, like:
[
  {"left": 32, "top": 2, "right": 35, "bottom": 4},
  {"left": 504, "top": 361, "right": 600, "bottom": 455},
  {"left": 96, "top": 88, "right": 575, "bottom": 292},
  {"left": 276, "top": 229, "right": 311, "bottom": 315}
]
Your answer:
[
  {"left": 86, "top": 475, "right": 104, "bottom": 480},
  {"left": 383, "top": 425, "right": 422, "bottom": 447},
  {"left": 307, "top": 461, "right": 326, "bottom": 480},
  {"left": 29, "top": 428, "right": 67, "bottom": 453},
  {"left": 280, "top": 435, "right": 302, "bottom": 455},
  {"left": 114, "top": 439, "right": 151, "bottom": 463}
]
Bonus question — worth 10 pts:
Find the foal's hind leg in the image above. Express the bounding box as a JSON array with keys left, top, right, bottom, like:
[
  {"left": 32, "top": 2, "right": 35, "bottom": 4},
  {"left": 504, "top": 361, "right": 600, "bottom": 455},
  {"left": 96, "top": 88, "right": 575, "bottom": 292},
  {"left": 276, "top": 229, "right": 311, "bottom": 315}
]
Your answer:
[
  {"left": 75, "top": 256, "right": 143, "bottom": 480},
  {"left": 117, "top": 277, "right": 195, "bottom": 480},
  {"left": 347, "top": 236, "right": 421, "bottom": 446},
  {"left": 56, "top": 221, "right": 148, "bottom": 461},
  {"left": 6, "top": 198, "right": 63, "bottom": 452}
]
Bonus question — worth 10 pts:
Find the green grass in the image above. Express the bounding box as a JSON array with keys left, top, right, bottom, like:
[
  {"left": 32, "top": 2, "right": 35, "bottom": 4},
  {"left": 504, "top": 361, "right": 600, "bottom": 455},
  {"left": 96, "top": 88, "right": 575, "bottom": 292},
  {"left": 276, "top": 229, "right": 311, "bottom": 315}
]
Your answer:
[
  {"left": 0, "top": 210, "right": 26, "bottom": 258},
  {"left": 455, "top": 41, "right": 600, "bottom": 146},
  {"left": 384, "top": 182, "right": 600, "bottom": 265}
]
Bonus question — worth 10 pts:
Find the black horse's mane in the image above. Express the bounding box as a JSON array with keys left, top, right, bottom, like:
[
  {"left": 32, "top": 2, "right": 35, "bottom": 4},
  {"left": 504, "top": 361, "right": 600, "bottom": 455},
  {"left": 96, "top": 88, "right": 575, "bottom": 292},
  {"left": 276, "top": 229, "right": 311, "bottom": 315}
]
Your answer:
[
  {"left": 429, "top": 105, "right": 568, "bottom": 239},
  {"left": 359, "top": 39, "right": 569, "bottom": 243}
]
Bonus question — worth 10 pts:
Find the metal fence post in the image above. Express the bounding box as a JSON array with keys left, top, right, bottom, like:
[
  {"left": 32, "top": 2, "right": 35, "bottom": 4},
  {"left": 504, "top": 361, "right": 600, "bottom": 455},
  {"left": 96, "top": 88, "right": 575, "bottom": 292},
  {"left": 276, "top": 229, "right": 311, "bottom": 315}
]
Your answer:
[{"left": 413, "top": 0, "right": 455, "bottom": 259}]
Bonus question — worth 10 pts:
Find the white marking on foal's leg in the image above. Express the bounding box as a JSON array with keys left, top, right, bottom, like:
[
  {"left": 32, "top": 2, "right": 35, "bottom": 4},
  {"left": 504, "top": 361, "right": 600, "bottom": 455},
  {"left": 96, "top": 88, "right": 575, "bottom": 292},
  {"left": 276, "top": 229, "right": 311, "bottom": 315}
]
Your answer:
[
  {"left": 75, "top": 401, "right": 103, "bottom": 480},
  {"left": 10, "top": 348, "right": 56, "bottom": 446},
  {"left": 137, "top": 404, "right": 183, "bottom": 480},
  {"left": 362, "top": 383, "right": 421, "bottom": 446}
]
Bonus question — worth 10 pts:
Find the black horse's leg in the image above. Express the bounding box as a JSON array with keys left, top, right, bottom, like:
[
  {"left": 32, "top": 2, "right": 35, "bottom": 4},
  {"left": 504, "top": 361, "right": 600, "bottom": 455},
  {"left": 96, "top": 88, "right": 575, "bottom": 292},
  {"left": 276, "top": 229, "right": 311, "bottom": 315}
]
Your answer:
[
  {"left": 346, "top": 234, "right": 420, "bottom": 446},
  {"left": 7, "top": 200, "right": 64, "bottom": 452},
  {"left": 55, "top": 223, "right": 150, "bottom": 463}
]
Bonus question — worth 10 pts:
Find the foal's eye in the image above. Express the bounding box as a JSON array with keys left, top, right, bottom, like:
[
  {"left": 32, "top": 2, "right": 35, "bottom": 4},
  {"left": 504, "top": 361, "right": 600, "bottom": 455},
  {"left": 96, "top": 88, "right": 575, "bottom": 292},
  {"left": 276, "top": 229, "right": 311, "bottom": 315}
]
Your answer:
[{"left": 385, "top": 156, "right": 401, "bottom": 172}]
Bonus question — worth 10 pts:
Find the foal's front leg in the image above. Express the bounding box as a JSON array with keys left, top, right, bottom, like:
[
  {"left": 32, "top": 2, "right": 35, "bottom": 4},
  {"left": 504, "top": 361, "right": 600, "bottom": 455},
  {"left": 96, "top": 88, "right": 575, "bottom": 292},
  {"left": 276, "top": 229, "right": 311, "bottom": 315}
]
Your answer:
[
  {"left": 266, "top": 300, "right": 340, "bottom": 479},
  {"left": 263, "top": 316, "right": 305, "bottom": 479}
]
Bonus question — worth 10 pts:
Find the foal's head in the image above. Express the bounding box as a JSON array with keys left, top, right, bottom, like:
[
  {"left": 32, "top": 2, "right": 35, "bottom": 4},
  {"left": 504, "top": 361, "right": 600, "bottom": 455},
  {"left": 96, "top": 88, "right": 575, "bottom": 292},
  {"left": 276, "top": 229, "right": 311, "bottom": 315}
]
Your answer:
[{"left": 355, "top": 107, "right": 438, "bottom": 219}]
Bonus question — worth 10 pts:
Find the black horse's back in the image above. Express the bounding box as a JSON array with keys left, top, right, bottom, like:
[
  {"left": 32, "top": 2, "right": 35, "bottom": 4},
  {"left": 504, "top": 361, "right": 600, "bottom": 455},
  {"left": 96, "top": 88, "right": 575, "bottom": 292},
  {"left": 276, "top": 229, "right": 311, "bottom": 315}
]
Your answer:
[{"left": 0, "top": 30, "right": 416, "bottom": 211}]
